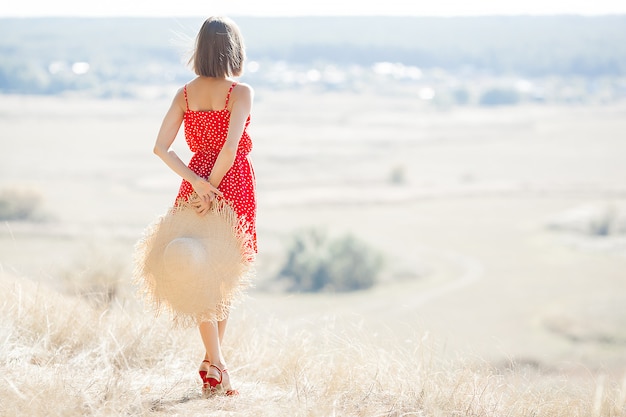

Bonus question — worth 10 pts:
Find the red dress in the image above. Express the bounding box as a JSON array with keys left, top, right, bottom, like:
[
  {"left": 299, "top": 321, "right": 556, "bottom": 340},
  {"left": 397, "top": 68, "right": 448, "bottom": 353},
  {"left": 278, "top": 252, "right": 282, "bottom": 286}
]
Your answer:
[{"left": 176, "top": 82, "right": 257, "bottom": 252}]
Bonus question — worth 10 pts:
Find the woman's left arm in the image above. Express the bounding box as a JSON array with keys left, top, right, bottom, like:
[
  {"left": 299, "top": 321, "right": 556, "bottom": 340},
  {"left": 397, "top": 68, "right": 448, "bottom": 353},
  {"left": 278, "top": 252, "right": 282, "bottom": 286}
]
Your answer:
[
  {"left": 153, "top": 88, "right": 222, "bottom": 215},
  {"left": 208, "top": 84, "right": 253, "bottom": 188}
]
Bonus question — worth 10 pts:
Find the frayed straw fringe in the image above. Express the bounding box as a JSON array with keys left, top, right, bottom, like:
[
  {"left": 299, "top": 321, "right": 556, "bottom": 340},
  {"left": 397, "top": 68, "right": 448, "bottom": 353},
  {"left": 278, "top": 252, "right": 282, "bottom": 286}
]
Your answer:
[{"left": 133, "top": 195, "right": 255, "bottom": 328}]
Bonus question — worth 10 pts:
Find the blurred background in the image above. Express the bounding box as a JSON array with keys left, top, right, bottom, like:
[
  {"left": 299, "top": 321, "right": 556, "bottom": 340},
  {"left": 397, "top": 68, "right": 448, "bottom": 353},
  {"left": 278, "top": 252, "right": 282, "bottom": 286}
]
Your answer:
[
  {"left": 1, "top": 14, "right": 625, "bottom": 101},
  {"left": 1, "top": 2, "right": 626, "bottom": 413}
]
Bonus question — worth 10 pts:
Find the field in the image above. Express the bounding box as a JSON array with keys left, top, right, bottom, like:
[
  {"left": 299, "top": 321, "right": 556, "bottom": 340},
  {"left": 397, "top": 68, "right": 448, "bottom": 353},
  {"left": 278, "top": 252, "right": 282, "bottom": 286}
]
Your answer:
[{"left": 1, "top": 90, "right": 626, "bottom": 416}]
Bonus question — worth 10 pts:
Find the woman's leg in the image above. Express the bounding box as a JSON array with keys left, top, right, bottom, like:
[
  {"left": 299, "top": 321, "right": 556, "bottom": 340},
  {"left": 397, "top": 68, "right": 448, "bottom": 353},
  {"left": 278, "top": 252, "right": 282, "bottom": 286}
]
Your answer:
[
  {"left": 198, "top": 318, "right": 236, "bottom": 392},
  {"left": 199, "top": 321, "right": 225, "bottom": 366},
  {"left": 199, "top": 316, "right": 228, "bottom": 362},
  {"left": 218, "top": 316, "right": 228, "bottom": 344}
]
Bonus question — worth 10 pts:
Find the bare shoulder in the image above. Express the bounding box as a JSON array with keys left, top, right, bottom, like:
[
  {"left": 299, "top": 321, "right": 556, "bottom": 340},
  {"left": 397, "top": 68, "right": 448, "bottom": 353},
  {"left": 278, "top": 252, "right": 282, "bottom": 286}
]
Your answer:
[
  {"left": 233, "top": 82, "right": 254, "bottom": 101},
  {"left": 174, "top": 85, "right": 185, "bottom": 99},
  {"left": 171, "top": 86, "right": 187, "bottom": 111}
]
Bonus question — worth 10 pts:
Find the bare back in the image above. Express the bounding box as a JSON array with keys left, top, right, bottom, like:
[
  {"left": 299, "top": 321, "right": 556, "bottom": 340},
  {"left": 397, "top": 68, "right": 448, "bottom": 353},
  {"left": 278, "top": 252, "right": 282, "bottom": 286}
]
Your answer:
[{"left": 185, "top": 77, "right": 238, "bottom": 112}]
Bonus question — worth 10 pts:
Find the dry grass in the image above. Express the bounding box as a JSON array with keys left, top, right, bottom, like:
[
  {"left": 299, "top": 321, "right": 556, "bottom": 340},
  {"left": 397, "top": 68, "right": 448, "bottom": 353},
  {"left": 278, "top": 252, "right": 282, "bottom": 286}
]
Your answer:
[
  {"left": 57, "top": 246, "right": 127, "bottom": 308},
  {"left": 1, "top": 271, "right": 625, "bottom": 417}
]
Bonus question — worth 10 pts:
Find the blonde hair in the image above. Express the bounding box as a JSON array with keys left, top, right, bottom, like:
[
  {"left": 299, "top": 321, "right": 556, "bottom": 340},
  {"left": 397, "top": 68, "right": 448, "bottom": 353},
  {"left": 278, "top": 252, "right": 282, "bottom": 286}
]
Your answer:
[{"left": 190, "top": 16, "right": 246, "bottom": 78}]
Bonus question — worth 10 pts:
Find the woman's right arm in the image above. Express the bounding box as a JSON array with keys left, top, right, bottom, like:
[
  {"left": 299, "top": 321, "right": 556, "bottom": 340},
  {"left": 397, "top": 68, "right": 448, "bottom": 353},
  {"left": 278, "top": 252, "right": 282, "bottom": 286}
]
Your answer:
[{"left": 153, "top": 88, "right": 222, "bottom": 212}]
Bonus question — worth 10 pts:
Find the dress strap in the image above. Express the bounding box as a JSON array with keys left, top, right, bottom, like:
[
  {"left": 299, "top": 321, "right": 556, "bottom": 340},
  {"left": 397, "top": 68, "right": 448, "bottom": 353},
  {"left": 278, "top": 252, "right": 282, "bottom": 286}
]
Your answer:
[
  {"left": 224, "top": 82, "right": 237, "bottom": 109},
  {"left": 183, "top": 84, "right": 189, "bottom": 111}
]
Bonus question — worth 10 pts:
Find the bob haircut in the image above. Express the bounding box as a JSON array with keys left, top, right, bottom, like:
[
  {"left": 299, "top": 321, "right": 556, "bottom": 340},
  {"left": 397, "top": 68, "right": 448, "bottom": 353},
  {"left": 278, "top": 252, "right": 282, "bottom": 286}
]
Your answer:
[{"left": 190, "top": 17, "right": 246, "bottom": 78}]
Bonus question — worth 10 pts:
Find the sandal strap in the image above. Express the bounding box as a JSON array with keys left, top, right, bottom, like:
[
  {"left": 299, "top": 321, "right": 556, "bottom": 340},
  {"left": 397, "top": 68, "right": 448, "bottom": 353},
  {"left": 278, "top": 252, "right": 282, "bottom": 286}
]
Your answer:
[
  {"left": 209, "top": 364, "right": 227, "bottom": 373},
  {"left": 208, "top": 364, "right": 223, "bottom": 383}
]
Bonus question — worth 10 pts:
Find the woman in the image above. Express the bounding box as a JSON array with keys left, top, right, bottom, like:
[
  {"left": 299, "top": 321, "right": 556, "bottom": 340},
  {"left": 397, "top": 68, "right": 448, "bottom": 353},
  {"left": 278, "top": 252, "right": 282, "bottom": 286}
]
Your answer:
[{"left": 152, "top": 16, "right": 256, "bottom": 397}]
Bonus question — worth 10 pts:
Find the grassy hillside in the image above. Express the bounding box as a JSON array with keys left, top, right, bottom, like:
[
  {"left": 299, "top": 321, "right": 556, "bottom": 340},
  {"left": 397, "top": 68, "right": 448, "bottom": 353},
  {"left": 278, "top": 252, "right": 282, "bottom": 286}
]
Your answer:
[
  {"left": 2, "top": 271, "right": 625, "bottom": 417},
  {"left": 1, "top": 80, "right": 625, "bottom": 416}
]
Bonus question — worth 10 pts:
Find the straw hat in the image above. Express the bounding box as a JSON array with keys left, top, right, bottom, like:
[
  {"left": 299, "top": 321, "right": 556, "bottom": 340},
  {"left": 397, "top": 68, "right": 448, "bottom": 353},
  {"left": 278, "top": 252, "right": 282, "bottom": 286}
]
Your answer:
[{"left": 134, "top": 195, "right": 255, "bottom": 327}]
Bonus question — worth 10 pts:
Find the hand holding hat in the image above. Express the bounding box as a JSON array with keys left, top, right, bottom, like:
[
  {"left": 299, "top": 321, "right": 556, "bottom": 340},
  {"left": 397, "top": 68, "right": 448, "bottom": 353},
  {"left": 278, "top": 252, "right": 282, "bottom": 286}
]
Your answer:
[{"left": 133, "top": 195, "right": 255, "bottom": 327}]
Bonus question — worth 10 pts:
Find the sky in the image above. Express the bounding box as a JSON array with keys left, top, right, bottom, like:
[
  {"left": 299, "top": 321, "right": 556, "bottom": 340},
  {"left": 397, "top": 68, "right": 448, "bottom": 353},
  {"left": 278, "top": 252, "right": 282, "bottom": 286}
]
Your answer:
[{"left": 2, "top": 0, "right": 626, "bottom": 17}]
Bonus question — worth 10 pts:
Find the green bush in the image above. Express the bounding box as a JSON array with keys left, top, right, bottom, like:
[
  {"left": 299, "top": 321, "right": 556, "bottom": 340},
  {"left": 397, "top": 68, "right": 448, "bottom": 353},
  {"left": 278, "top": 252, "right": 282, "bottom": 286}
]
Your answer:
[
  {"left": 389, "top": 165, "right": 407, "bottom": 185},
  {"left": 452, "top": 88, "right": 471, "bottom": 105},
  {"left": 0, "top": 187, "right": 45, "bottom": 221},
  {"left": 279, "top": 229, "right": 383, "bottom": 292}
]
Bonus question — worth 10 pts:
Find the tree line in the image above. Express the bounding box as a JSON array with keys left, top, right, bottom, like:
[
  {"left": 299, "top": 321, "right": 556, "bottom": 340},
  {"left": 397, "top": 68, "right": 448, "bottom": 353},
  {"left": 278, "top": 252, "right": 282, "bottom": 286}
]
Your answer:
[{"left": 0, "top": 16, "right": 624, "bottom": 95}]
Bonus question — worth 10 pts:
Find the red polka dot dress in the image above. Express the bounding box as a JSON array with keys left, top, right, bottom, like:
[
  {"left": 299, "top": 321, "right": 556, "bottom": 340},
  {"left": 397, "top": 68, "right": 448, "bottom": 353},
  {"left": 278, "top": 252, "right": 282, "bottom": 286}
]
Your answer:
[{"left": 175, "top": 82, "right": 257, "bottom": 252}]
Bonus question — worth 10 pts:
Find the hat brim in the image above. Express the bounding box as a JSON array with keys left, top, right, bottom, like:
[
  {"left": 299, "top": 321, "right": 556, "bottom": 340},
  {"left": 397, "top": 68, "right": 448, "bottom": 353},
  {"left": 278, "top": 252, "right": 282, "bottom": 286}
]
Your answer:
[{"left": 133, "top": 197, "right": 255, "bottom": 327}]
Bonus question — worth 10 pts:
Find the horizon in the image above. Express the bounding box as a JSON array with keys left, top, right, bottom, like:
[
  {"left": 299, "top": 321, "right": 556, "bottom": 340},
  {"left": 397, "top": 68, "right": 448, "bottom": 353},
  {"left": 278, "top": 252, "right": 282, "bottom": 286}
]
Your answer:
[
  {"left": 2, "top": 0, "right": 626, "bottom": 18},
  {"left": 2, "top": 13, "right": 626, "bottom": 19}
]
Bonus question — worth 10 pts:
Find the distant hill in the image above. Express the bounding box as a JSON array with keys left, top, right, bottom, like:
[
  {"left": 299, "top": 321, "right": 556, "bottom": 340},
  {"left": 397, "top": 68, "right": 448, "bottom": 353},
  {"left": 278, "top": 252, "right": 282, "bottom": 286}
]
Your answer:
[
  {"left": 240, "top": 15, "right": 626, "bottom": 76},
  {"left": 1, "top": 16, "right": 625, "bottom": 95}
]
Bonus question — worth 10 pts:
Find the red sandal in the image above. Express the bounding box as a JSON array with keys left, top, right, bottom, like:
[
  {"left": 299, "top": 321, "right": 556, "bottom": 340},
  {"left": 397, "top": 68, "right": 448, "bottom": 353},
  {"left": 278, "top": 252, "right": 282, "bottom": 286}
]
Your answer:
[
  {"left": 207, "top": 364, "right": 239, "bottom": 396},
  {"left": 198, "top": 359, "right": 212, "bottom": 397}
]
